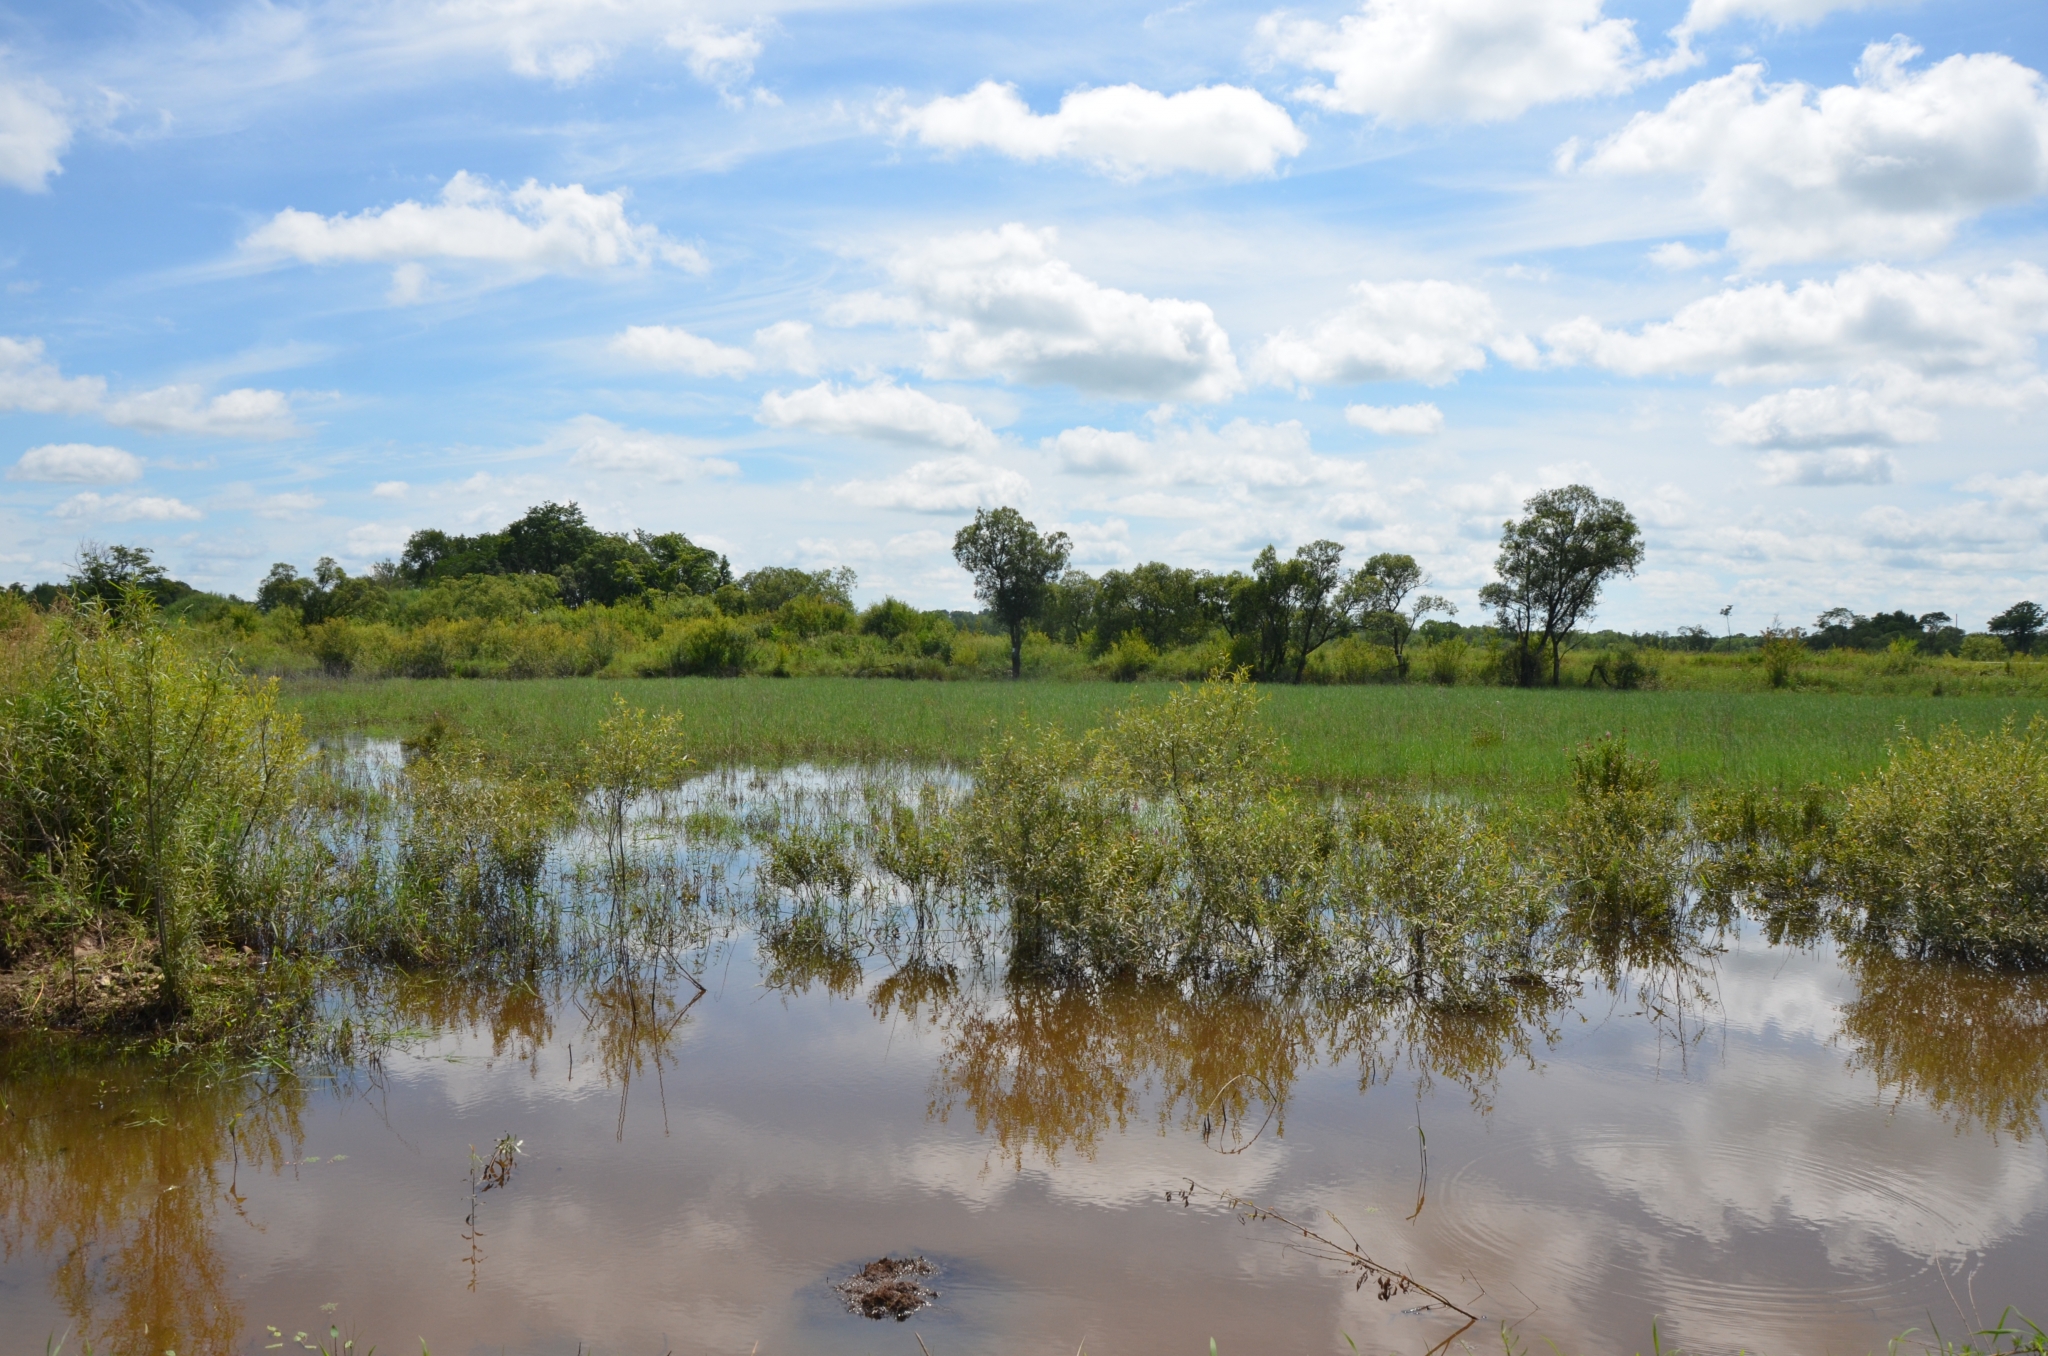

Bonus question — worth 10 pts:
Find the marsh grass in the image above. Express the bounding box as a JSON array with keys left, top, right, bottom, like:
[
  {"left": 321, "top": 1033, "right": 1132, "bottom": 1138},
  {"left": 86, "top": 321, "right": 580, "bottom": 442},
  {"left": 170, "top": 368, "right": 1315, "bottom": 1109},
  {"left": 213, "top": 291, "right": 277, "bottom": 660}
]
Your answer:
[{"left": 281, "top": 675, "right": 2048, "bottom": 801}]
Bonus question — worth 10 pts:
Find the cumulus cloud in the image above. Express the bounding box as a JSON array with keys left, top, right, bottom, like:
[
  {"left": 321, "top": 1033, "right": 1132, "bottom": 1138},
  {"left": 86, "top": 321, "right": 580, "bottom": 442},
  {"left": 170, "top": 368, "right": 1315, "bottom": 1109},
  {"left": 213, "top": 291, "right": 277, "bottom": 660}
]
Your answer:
[
  {"left": 837, "top": 455, "right": 1029, "bottom": 512},
  {"left": 1578, "top": 39, "right": 2048, "bottom": 266},
  {"left": 103, "top": 385, "right": 300, "bottom": 438},
  {"left": 752, "top": 321, "right": 819, "bottom": 375},
  {"left": 243, "top": 172, "right": 706, "bottom": 296},
  {"left": 0, "top": 336, "right": 105, "bottom": 414},
  {"left": 0, "top": 336, "right": 300, "bottom": 437},
  {"left": 1649, "top": 242, "right": 1722, "bottom": 270},
  {"left": 1716, "top": 387, "right": 1938, "bottom": 450},
  {"left": 1346, "top": 402, "right": 1444, "bottom": 435},
  {"left": 759, "top": 380, "right": 998, "bottom": 452},
  {"left": 372, "top": 480, "right": 410, "bottom": 499},
  {"left": 875, "top": 224, "right": 1241, "bottom": 402},
  {"left": 51, "top": 492, "right": 202, "bottom": 522},
  {"left": 555, "top": 414, "right": 737, "bottom": 480},
  {"left": 1543, "top": 263, "right": 2048, "bottom": 391},
  {"left": 9, "top": 443, "right": 144, "bottom": 484},
  {"left": 1255, "top": 280, "right": 1528, "bottom": 388},
  {"left": 1042, "top": 417, "right": 1371, "bottom": 496},
  {"left": 888, "top": 81, "right": 1305, "bottom": 179},
  {"left": 1759, "top": 448, "right": 1894, "bottom": 486},
  {"left": 0, "top": 75, "right": 71, "bottom": 192},
  {"left": 1257, "top": 0, "right": 1690, "bottom": 125},
  {"left": 610, "top": 324, "right": 756, "bottom": 377}
]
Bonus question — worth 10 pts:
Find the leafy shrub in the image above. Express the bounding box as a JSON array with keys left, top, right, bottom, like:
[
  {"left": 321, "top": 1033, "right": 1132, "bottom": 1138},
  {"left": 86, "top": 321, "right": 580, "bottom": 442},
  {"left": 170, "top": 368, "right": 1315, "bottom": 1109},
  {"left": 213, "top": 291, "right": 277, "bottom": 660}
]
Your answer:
[
  {"left": 1587, "top": 647, "right": 1654, "bottom": 690},
  {"left": 1552, "top": 736, "right": 1686, "bottom": 943},
  {"left": 1832, "top": 716, "right": 2048, "bottom": 965},
  {"left": 657, "top": 615, "right": 754, "bottom": 676},
  {"left": 1421, "top": 638, "right": 1467, "bottom": 685},
  {"left": 1962, "top": 634, "right": 2008, "bottom": 662},
  {"left": 1100, "top": 632, "right": 1157, "bottom": 681},
  {"left": 1757, "top": 628, "right": 1804, "bottom": 689},
  {"left": 0, "top": 599, "right": 308, "bottom": 1009}
]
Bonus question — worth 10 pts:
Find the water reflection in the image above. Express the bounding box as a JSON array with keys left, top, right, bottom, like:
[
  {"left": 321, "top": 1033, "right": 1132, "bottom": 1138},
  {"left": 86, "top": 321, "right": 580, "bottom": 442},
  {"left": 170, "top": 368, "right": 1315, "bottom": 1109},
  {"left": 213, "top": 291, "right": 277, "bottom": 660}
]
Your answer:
[
  {"left": 0, "top": 1042, "right": 304, "bottom": 1355},
  {"left": 1840, "top": 948, "right": 2048, "bottom": 1141}
]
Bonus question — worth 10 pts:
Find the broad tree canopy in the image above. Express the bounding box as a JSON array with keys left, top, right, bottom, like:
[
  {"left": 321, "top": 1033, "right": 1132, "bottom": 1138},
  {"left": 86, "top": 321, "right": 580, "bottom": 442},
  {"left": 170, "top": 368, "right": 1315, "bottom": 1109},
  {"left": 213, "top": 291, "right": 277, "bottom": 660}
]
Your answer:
[
  {"left": 1479, "top": 485, "right": 1644, "bottom": 686},
  {"left": 953, "top": 506, "right": 1072, "bottom": 678}
]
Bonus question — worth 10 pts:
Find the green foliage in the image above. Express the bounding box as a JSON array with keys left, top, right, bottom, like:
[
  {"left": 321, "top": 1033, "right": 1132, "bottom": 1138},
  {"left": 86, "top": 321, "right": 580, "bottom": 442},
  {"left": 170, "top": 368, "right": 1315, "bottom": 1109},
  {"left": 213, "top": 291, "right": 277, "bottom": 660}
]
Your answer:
[
  {"left": 1552, "top": 736, "right": 1686, "bottom": 946},
  {"left": 1963, "top": 634, "right": 2009, "bottom": 662},
  {"left": 1586, "top": 647, "right": 1655, "bottom": 690},
  {"left": 656, "top": 614, "right": 755, "bottom": 676},
  {"left": 953, "top": 506, "right": 1073, "bottom": 679},
  {"left": 582, "top": 696, "right": 693, "bottom": 877},
  {"left": 0, "top": 598, "right": 308, "bottom": 1010},
  {"left": 1833, "top": 716, "right": 2048, "bottom": 964},
  {"left": 1480, "top": 485, "right": 1644, "bottom": 687},
  {"left": 1692, "top": 783, "right": 1835, "bottom": 940},
  {"left": 1758, "top": 628, "right": 1804, "bottom": 688},
  {"left": 1333, "top": 799, "right": 1551, "bottom": 1002},
  {"left": 1990, "top": 602, "right": 2045, "bottom": 655}
]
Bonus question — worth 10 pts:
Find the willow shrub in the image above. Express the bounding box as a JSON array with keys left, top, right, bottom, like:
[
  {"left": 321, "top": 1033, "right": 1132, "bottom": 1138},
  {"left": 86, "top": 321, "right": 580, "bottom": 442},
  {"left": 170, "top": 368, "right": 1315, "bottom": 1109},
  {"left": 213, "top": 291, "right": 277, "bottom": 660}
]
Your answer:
[
  {"left": 1833, "top": 716, "right": 2048, "bottom": 965},
  {"left": 1332, "top": 799, "right": 1553, "bottom": 1004},
  {"left": 0, "top": 597, "right": 308, "bottom": 1012},
  {"left": 1549, "top": 736, "right": 1689, "bottom": 966}
]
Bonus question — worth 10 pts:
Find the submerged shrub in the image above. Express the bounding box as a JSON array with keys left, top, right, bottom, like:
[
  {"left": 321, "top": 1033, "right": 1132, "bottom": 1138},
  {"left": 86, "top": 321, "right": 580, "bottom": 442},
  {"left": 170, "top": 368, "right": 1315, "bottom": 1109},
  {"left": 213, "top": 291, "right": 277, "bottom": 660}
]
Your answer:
[
  {"left": 1692, "top": 784, "right": 1835, "bottom": 940},
  {"left": 1552, "top": 736, "right": 1686, "bottom": 947},
  {"left": 867, "top": 781, "right": 962, "bottom": 934},
  {"left": 381, "top": 744, "right": 562, "bottom": 966},
  {"left": 582, "top": 696, "right": 693, "bottom": 878},
  {"left": 1333, "top": 799, "right": 1552, "bottom": 1003},
  {"left": 1833, "top": 716, "right": 2048, "bottom": 965}
]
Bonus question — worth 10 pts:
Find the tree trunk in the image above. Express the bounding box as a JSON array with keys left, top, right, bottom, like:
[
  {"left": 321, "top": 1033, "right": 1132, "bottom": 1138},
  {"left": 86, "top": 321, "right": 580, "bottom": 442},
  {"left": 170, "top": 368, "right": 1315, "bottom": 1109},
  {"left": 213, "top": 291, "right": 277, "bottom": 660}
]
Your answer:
[{"left": 1010, "top": 624, "right": 1023, "bottom": 679}]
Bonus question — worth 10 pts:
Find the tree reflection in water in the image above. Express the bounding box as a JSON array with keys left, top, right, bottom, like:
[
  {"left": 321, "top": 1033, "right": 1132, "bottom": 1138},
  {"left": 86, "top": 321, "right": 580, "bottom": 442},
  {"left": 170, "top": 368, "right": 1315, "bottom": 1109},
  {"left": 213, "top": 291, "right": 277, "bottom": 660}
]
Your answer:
[
  {"left": 0, "top": 1041, "right": 306, "bottom": 1355},
  {"left": 1840, "top": 948, "right": 2048, "bottom": 1142}
]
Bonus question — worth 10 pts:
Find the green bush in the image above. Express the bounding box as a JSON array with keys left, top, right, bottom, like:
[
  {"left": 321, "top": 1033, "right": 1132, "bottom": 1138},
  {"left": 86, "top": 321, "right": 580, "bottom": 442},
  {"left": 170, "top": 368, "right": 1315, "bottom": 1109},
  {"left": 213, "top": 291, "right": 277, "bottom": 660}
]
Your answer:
[
  {"left": 656, "top": 615, "right": 755, "bottom": 676},
  {"left": 0, "top": 599, "right": 308, "bottom": 1010},
  {"left": 1833, "top": 716, "right": 2048, "bottom": 965},
  {"left": 1962, "top": 634, "right": 2007, "bottom": 662}
]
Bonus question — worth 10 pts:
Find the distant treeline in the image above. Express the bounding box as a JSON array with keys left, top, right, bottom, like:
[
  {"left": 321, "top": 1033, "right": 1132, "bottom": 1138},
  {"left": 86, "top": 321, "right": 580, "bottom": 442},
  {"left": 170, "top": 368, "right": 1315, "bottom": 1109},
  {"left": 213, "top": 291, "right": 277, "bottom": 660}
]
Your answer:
[{"left": 6, "top": 498, "right": 2042, "bottom": 686}]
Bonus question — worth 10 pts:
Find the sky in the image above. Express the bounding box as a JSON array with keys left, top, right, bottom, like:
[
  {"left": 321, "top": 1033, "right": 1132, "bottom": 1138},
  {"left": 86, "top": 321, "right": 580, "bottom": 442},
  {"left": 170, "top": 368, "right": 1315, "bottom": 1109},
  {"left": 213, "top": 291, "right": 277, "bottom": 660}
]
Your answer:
[{"left": 1, "top": 0, "right": 2045, "bottom": 631}]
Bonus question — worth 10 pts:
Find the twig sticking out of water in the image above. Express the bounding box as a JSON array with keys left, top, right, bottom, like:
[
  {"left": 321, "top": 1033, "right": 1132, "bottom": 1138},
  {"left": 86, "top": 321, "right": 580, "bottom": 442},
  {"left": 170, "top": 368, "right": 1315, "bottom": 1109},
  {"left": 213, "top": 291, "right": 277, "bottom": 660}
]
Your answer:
[{"left": 1177, "top": 1178, "right": 1478, "bottom": 1356}]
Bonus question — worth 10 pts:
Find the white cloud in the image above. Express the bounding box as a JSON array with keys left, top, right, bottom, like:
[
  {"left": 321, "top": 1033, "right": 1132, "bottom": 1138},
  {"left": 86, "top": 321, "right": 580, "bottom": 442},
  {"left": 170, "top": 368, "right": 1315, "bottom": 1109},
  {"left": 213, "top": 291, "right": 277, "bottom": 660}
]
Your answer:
[
  {"left": 1760, "top": 448, "right": 1894, "bottom": 486},
  {"left": 760, "top": 380, "right": 998, "bottom": 452},
  {"left": 1716, "top": 386, "right": 1938, "bottom": 449},
  {"left": 372, "top": 480, "right": 410, "bottom": 499},
  {"left": 103, "top": 385, "right": 300, "bottom": 438},
  {"left": 1543, "top": 263, "right": 2048, "bottom": 390},
  {"left": 752, "top": 320, "right": 819, "bottom": 375},
  {"left": 1345, "top": 402, "right": 1444, "bottom": 435},
  {"left": 837, "top": 455, "right": 1030, "bottom": 512},
  {"left": 1677, "top": 0, "right": 1882, "bottom": 36},
  {"left": 888, "top": 81, "right": 1305, "bottom": 179},
  {"left": 243, "top": 172, "right": 707, "bottom": 292},
  {"left": 880, "top": 224, "right": 1241, "bottom": 402},
  {"left": 345, "top": 522, "right": 412, "bottom": 557},
  {"left": 610, "top": 324, "right": 755, "bottom": 377},
  {"left": 9, "top": 443, "right": 142, "bottom": 484},
  {"left": 51, "top": 492, "right": 202, "bottom": 522},
  {"left": 1963, "top": 471, "right": 2048, "bottom": 516},
  {"left": 555, "top": 414, "right": 737, "bottom": 480},
  {"left": 0, "top": 75, "right": 71, "bottom": 192},
  {"left": 665, "top": 21, "right": 763, "bottom": 91},
  {"left": 1255, "top": 280, "right": 1525, "bottom": 388},
  {"left": 0, "top": 336, "right": 106, "bottom": 414},
  {"left": 1046, "top": 426, "right": 1154, "bottom": 475},
  {"left": 1580, "top": 39, "right": 2048, "bottom": 266},
  {"left": 1649, "top": 241, "right": 1722, "bottom": 270},
  {"left": 387, "top": 262, "right": 432, "bottom": 305},
  {"left": 0, "top": 336, "right": 299, "bottom": 437},
  {"left": 1257, "top": 0, "right": 1690, "bottom": 125}
]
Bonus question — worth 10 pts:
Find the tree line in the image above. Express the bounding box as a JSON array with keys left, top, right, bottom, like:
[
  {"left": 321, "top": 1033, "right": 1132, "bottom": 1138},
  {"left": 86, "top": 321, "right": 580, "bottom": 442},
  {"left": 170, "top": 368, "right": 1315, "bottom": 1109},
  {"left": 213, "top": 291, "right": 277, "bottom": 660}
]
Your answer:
[{"left": 10, "top": 487, "right": 2044, "bottom": 681}]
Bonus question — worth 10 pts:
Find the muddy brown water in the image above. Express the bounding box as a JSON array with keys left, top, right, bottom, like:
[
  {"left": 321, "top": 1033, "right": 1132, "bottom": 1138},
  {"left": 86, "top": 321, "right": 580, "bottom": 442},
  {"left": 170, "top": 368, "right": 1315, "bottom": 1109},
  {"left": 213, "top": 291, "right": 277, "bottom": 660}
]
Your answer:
[{"left": 4, "top": 765, "right": 2047, "bottom": 1355}]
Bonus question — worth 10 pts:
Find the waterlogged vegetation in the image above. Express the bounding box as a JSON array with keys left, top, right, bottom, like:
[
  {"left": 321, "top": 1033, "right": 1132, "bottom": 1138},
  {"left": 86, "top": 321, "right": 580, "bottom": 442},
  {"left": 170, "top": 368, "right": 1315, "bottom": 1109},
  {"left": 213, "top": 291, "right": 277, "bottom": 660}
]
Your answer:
[{"left": 7, "top": 598, "right": 2048, "bottom": 1352}]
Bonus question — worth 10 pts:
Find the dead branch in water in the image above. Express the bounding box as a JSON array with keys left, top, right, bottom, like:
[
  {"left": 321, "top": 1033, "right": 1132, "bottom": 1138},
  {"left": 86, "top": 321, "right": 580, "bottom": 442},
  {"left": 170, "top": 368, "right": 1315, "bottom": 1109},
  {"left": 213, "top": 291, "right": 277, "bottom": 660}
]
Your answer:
[{"left": 1174, "top": 1178, "right": 1479, "bottom": 1356}]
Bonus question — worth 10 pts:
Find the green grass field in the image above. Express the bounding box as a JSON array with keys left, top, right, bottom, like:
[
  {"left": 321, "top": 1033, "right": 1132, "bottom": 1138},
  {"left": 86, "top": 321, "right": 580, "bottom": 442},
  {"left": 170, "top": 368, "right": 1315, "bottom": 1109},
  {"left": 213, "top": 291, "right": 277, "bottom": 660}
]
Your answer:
[{"left": 283, "top": 675, "right": 2048, "bottom": 799}]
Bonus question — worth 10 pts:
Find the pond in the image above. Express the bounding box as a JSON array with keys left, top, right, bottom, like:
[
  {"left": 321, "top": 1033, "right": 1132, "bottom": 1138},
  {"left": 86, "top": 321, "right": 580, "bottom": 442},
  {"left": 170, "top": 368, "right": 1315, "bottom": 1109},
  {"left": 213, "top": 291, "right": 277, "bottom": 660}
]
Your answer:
[{"left": 4, "top": 763, "right": 2046, "bottom": 1355}]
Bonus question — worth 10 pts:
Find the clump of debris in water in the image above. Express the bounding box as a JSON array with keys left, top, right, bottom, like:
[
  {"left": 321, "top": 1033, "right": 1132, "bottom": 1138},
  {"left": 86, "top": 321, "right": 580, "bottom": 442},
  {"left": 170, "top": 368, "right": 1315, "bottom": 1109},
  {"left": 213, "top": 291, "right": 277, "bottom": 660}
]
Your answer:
[{"left": 833, "top": 1256, "right": 939, "bottom": 1320}]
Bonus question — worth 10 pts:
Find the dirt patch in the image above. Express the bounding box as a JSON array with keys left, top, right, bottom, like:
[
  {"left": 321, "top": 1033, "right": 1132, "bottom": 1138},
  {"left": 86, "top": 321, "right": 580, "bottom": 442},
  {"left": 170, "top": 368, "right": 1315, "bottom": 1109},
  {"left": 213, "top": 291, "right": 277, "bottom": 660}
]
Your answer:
[{"left": 832, "top": 1255, "right": 939, "bottom": 1320}]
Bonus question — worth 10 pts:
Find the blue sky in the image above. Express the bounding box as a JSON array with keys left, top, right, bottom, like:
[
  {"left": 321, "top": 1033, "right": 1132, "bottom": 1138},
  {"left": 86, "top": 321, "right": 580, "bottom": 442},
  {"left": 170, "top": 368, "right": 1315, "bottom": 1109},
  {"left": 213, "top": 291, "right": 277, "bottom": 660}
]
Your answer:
[{"left": 2, "top": 0, "right": 2045, "bottom": 630}]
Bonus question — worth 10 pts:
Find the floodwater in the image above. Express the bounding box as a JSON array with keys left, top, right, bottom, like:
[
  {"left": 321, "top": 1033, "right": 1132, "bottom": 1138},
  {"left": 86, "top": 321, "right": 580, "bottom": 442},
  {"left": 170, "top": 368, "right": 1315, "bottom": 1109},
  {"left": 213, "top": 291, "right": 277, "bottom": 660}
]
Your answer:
[{"left": 4, "top": 764, "right": 2047, "bottom": 1356}]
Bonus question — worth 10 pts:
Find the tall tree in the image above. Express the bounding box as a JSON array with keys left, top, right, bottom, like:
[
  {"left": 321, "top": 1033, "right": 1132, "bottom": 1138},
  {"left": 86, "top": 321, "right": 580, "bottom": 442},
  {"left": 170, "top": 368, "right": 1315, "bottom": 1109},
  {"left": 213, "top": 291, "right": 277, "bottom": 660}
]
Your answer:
[
  {"left": 1340, "top": 552, "right": 1456, "bottom": 677},
  {"left": 1229, "top": 541, "right": 1348, "bottom": 682},
  {"left": 1478, "top": 485, "right": 1644, "bottom": 687},
  {"left": 953, "top": 507, "right": 1072, "bottom": 679},
  {"left": 1990, "top": 601, "right": 2045, "bottom": 654}
]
